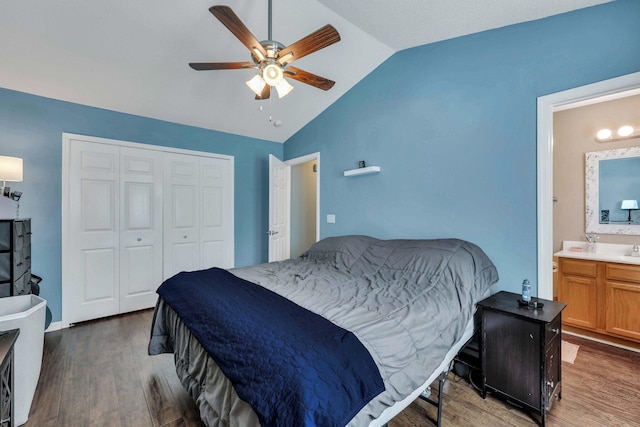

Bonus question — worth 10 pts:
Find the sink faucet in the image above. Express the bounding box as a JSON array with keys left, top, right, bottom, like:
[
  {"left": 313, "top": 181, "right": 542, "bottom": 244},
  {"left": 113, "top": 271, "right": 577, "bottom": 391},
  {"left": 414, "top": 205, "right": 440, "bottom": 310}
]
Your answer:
[
  {"left": 632, "top": 245, "right": 640, "bottom": 257},
  {"left": 585, "top": 233, "right": 599, "bottom": 253}
]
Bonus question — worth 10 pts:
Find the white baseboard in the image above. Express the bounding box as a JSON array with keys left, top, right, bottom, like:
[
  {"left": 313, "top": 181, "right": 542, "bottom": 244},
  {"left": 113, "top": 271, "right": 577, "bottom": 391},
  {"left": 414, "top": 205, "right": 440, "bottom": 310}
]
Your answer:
[
  {"left": 563, "top": 330, "right": 640, "bottom": 354},
  {"left": 45, "top": 321, "right": 65, "bottom": 333}
]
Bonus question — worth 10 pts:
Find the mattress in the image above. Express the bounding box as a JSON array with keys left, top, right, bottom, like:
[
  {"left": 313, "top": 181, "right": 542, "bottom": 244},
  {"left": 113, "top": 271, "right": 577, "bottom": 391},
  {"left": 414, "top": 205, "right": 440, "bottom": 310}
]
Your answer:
[{"left": 149, "top": 235, "right": 498, "bottom": 426}]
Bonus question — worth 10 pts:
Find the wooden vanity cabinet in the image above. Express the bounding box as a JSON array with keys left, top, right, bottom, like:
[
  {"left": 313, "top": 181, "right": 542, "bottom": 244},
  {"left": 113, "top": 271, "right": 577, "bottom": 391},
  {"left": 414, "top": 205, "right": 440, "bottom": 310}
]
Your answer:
[
  {"left": 558, "top": 259, "right": 597, "bottom": 330},
  {"left": 558, "top": 257, "right": 640, "bottom": 343},
  {"left": 605, "top": 263, "right": 640, "bottom": 341}
]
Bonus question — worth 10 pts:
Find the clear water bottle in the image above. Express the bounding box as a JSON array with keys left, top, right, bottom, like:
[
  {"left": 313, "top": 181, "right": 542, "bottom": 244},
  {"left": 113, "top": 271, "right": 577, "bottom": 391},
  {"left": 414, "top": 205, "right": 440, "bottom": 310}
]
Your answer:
[{"left": 522, "top": 279, "right": 531, "bottom": 303}]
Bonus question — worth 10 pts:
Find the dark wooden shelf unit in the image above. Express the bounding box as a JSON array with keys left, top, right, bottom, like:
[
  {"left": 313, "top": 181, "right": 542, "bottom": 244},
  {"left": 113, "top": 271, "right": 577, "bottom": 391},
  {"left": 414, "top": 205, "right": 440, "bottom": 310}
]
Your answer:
[{"left": 0, "top": 219, "right": 32, "bottom": 297}]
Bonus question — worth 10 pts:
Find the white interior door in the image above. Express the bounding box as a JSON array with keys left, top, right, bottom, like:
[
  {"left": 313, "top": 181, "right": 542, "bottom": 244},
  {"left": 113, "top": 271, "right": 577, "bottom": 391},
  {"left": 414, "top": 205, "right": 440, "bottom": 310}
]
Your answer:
[
  {"left": 199, "top": 157, "right": 234, "bottom": 269},
  {"left": 64, "top": 139, "right": 120, "bottom": 324},
  {"left": 119, "top": 147, "right": 163, "bottom": 313},
  {"left": 163, "top": 153, "right": 200, "bottom": 279},
  {"left": 268, "top": 154, "right": 290, "bottom": 262}
]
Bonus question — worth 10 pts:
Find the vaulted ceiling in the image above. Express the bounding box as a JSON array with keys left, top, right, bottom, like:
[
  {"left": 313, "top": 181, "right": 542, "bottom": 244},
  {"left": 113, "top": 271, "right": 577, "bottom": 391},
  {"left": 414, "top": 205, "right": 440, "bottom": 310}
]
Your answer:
[{"left": 0, "top": 0, "right": 610, "bottom": 143}]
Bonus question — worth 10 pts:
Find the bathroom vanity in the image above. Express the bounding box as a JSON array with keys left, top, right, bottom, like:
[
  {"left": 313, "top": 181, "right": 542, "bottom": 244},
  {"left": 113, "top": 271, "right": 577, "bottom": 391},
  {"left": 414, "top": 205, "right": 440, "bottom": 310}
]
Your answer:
[{"left": 555, "top": 242, "right": 640, "bottom": 343}]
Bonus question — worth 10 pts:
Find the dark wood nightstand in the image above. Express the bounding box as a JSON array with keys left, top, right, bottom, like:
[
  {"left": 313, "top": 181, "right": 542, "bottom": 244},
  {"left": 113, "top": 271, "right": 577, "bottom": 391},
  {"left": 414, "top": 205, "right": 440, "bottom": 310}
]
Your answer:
[{"left": 478, "top": 291, "right": 566, "bottom": 427}]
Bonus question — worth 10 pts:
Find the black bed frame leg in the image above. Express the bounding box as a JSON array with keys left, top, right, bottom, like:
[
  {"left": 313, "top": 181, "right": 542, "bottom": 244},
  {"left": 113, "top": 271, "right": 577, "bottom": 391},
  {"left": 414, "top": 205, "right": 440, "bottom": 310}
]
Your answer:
[{"left": 418, "top": 367, "right": 449, "bottom": 427}]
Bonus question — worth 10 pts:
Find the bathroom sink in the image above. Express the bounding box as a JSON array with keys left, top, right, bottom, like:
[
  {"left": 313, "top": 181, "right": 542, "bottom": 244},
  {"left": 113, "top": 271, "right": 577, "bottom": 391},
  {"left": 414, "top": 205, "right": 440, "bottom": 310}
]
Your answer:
[{"left": 555, "top": 243, "right": 640, "bottom": 265}]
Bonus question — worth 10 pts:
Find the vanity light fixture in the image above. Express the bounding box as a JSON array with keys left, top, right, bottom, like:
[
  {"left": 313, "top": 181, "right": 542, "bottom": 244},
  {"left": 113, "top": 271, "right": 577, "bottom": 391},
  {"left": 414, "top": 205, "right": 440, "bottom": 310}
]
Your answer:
[
  {"left": 595, "top": 125, "right": 640, "bottom": 142},
  {"left": 621, "top": 199, "right": 639, "bottom": 223}
]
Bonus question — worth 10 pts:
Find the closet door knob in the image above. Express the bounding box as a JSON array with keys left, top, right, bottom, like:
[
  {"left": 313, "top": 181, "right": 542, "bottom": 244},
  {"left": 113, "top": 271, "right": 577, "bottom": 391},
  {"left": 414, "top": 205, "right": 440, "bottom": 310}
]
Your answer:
[
  {"left": 183, "top": 235, "right": 188, "bottom": 239},
  {"left": 137, "top": 238, "right": 142, "bottom": 242}
]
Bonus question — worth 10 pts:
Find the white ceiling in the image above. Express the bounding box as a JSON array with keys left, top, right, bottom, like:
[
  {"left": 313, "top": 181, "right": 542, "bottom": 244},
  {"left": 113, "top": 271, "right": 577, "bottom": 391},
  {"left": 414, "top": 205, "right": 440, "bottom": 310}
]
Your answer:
[{"left": 0, "top": 0, "right": 610, "bottom": 143}]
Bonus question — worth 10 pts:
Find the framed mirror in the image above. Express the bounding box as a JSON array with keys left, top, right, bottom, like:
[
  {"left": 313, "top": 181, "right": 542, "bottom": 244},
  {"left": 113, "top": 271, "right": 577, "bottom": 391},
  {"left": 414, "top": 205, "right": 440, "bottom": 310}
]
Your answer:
[{"left": 585, "top": 146, "right": 640, "bottom": 235}]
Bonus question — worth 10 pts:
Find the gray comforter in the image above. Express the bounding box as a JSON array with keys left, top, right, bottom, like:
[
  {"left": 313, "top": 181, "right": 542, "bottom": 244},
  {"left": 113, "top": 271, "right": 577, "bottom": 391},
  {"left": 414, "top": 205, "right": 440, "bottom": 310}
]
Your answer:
[{"left": 149, "top": 235, "right": 498, "bottom": 426}]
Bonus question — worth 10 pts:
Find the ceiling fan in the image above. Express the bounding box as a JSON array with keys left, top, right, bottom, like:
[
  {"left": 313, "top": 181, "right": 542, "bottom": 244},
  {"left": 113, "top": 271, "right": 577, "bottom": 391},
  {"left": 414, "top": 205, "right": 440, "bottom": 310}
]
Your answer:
[{"left": 189, "top": 1, "right": 340, "bottom": 100}]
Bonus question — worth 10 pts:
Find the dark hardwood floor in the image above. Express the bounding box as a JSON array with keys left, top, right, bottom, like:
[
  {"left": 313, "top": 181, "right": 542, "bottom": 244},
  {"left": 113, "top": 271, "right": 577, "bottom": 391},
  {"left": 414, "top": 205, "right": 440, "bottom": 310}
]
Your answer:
[{"left": 23, "top": 309, "right": 640, "bottom": 427}]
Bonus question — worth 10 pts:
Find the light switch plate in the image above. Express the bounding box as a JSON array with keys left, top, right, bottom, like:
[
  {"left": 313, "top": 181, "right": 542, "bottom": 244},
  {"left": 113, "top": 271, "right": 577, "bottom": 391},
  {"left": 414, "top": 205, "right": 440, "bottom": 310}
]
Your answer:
[{"left": 327, "top": 214, "right": 336, "bottom": 223}]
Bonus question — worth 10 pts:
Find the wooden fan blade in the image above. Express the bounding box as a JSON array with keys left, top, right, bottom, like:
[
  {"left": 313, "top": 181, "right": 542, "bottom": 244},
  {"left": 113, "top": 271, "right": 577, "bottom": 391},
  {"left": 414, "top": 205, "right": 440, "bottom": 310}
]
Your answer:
[
  {"left": 210, "top": 6, "right": 268, "bottom": 59},
  {"left": 285, "top": 66, "right": 335, "bottom": 91},
  {"left": 189, "top": 62, "right": 255, "bottom": 70},
  {"left": 277, "top": 25, "right": 340, "bottom": 65},
  {"left": 255, "top": 85, "right": 271, "bottom": 100}
]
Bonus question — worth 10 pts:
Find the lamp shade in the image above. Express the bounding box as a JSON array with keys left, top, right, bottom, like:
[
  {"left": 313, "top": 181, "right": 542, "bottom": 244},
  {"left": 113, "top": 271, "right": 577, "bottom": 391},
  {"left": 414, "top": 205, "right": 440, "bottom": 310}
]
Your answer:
[
  {"left": 621, "top": 200, "right": 639, "bottom": 210},
  {"left": 0, "top": 156, "right": 23, "bottom": 182}
]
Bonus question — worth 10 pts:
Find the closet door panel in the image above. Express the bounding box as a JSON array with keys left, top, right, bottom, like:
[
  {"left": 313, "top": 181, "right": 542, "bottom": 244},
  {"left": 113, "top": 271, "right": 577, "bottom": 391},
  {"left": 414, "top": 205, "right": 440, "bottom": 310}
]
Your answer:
[
  {"left": 200, "top": 157, "right": 234, "bottom": 269},
  {"left": 65, "top": 139, "right": 120, "bottom": 324},
  {"left": 83, "top": 248, "right": 117, "bottom": 301},
  {"left": 120, "top": 147, "right": 163, "bottom": 313},
  {"left": 164, "top": 153, "right": 199, "bottom": 279}
]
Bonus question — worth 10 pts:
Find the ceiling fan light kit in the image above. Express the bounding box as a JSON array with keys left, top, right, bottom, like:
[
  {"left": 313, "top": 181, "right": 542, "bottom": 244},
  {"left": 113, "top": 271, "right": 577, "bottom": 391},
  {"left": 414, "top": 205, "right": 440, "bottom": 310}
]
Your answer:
[
  {"left": 246, "top": 74, "right": 266, "bottom": 96},
  {"left": 189, "top": 1, "right": 340, "bottom": 100},
  {"left": 262, "top": 63, "right": 284, "bottom": 86}
]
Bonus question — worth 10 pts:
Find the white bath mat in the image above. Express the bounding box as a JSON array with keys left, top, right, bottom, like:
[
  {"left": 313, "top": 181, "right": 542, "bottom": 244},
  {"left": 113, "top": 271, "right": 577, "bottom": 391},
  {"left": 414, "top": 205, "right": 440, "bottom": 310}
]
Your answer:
[{"left": 562, "top": 340, "right": 579, "bottom": 364}]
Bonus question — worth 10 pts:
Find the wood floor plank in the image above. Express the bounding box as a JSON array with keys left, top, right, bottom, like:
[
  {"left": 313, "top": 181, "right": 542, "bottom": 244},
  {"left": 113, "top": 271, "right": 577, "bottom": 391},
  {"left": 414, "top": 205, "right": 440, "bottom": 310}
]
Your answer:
[
  {"left": 22, "top": 309, "right": 640, "bottom": 427},
  {"left": 24, "top": 330, "right": 65, "bottom": 424}
]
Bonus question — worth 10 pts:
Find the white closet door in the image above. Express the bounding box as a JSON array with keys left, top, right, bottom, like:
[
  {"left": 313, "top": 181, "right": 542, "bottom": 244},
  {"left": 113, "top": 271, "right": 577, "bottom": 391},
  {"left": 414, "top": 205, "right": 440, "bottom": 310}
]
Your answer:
[
  {"left": 199, "top": 157, "right": 234, "bottom": 269},
  {"left": 63, "top": 133, "right": 235, "bottom": 326},
  {"left": 119, "top": 147, "right": 163, "bottom": 313},
  {"left": 163, "top": 153, "right": 200, "bottom": 279},
  {"left": 65, "top": 140, "right": 120, "bottom": 324}
]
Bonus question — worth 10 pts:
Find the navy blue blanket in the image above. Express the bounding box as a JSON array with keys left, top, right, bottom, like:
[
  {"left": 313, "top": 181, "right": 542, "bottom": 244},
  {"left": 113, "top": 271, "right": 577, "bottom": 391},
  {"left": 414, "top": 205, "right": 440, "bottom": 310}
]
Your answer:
[{"left": 157, "top": 267, "right": 384, "bottom": 427}]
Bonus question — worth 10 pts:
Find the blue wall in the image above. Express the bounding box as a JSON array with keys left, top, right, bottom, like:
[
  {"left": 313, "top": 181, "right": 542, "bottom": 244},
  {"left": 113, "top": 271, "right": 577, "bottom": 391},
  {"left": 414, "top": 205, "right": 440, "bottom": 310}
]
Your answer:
[
  {"left": 0, "top": 88, "right": 282, "bottom": 322},
  {"left": 284, "top": 0, "right": 640, "bottom": 295}
]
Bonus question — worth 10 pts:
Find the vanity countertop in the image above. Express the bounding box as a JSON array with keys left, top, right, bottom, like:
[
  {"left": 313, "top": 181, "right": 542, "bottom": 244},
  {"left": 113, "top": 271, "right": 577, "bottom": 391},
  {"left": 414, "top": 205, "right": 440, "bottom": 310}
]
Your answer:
[{"left": 555, "top": 241, "right": 640, "bottom": 265}]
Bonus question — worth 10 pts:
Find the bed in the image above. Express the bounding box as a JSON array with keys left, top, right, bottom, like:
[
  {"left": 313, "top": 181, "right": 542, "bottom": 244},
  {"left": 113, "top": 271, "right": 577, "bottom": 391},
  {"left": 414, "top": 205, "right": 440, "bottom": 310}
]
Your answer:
[{"left": 149, "top": 235, "right": 498, "bottom": 426}]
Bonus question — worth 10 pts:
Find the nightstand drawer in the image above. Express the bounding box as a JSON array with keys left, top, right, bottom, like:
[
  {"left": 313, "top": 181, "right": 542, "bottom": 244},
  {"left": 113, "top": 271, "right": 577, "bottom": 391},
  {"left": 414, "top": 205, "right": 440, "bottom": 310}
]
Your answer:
[
  {"left": 545, "top": 316, "right": 562, "bottom": 347},
  {"left": 545, "top": 338, "right": 561, "bottom": 411}
]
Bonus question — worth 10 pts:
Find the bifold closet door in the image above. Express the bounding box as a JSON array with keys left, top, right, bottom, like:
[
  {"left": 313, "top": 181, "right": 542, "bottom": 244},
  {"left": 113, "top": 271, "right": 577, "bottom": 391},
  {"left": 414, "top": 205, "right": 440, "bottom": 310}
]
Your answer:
[
  {"left": 64, "top": 134, "right": 234, "bottom": 325},
  {"left": 163, "top": 153, "right": 199, "bottom": 278},
  {"left": 163, "top": 153, "right": 234, "bottom": 280},
  {"left": 65, "top": 140, "right": 164, "bottom": 324},
  {"left": 119, "top": 147, "right": 163, "bottom": 313},
  {"left": 65, "top": 139, "right": 121, "bottom": 324}
]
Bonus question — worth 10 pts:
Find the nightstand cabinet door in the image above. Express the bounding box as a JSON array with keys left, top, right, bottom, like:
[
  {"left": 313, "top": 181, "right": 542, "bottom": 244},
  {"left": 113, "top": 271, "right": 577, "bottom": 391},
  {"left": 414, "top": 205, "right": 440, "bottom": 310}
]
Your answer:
[{"left": 484, "top": 312, "right": 542, "bottom": 409}]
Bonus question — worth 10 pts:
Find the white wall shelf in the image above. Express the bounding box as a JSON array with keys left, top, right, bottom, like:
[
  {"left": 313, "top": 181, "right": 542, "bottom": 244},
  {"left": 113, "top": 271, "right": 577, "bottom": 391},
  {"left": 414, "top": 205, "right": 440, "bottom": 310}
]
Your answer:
[{"left": 343, "top": 166, "right": 380, "bottom": 177}]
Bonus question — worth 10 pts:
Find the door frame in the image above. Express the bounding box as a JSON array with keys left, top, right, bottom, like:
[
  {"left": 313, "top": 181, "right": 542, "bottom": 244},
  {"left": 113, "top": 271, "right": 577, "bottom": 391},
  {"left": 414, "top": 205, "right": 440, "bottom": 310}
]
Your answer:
[
  {"left": 61, "top": 132, "right": 234, "bottom": 328},
  {"left": 536, "top": 71, "right": 640, "bottom": 299},
  {"left": 285, "top": 152, "right": 320, "bottom": 245},
  {"left": 267, "top": 152, "right": 320, "bottom": 262}
]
